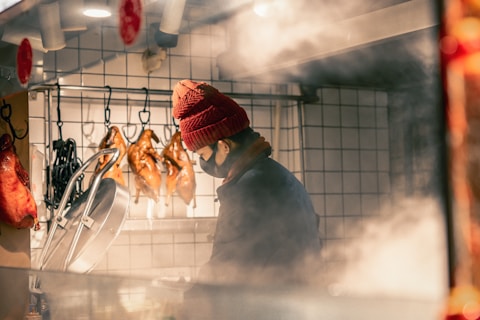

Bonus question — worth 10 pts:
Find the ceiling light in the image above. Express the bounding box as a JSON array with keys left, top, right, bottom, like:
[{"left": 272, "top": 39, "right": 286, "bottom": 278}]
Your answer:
[
  {"left": 83, "top": 8, "right": 111, "bottom": 18},
  {"left": 83, "top": 0, "right": 111, "bottom": 18},
  {"left": 253, "top": 1, "right": 270, "bottom": 17},
  {"left": 253, "top": 0, "right": 286, "bottom": 18}
]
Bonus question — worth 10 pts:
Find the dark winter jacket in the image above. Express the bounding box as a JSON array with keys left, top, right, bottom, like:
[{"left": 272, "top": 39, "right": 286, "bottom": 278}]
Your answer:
[{"left": 199, "top": 137, "right": 321, "bottom": 285}]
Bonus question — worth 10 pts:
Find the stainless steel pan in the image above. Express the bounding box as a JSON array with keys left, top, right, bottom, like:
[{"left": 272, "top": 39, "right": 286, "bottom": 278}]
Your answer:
[{"left": 38, "top": 148, "right": 130, "bottom": 273}]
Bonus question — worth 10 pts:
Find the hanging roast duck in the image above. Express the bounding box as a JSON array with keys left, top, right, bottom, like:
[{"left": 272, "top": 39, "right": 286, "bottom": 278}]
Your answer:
[
  {"left": 0, "top": 133, "right": 39, "bottom": 230},
  {"left": 127, "top": 129, "right": 163, "bottom": 203},
  {"left": 161, "top": 131, "right": 196, "bottom": 207},
  {"left": 95, "top": 126, "right": 127, "bottom": 186}
]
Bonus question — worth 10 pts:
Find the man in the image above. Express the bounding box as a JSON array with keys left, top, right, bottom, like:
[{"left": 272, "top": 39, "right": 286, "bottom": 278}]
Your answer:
[{"left": 172, "top": 79, "right": 321, "bottom": 286}]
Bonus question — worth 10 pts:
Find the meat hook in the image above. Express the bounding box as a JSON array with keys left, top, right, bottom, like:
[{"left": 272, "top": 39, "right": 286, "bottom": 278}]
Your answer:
[
  {"left": 0, "top": 99, "right": 29, "bottom": 144},
  {"left": 122, "top": 97, "right": 138, "bottom": 144},
  {"left": 139, "top": 87, "right": 151, "bottom": 131},
  {"left": 172, "top": 115, "right": 179, "bottom": 131},
  {"left": 159, "top": 124, "right": 172, "bottom": 147},
  {"left": 104, "top": 85, "right": 112, "bottom": 128},
  {"left": 56, "top": 83, "right": 63, "bottom": 141},
  {"left": 125, "top": 87, "right": 151, "bottom": 144}
]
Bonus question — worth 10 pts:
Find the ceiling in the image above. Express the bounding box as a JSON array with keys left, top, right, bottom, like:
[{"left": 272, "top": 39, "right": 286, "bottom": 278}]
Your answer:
[
  {"left": 0, "top": 0, "right": 441, "bottom": 97},
  {"left": 264, "top": 27, "right": 440, "bottom": 89}
]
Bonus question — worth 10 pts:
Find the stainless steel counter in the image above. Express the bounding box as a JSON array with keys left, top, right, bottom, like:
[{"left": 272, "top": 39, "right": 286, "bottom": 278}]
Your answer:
[{"left": 0, "top": 266, "right": 444, "bottom": 320}]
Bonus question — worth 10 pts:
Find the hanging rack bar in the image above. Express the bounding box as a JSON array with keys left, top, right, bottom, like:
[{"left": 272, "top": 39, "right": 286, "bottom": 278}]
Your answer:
[
  {"left": 28, "top": 84, "right": 305, "bottom": 101},
  {"left": 29, "top": 84, "right": 172, "bottom": 96}
]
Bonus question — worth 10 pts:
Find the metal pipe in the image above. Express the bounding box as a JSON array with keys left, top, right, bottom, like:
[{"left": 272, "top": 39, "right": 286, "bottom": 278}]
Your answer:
[
  {"left": 297, "top": 100, "right": 306, "bottom": 184},
  {"left": 46, "top": 89, "right": 54, "bottom": 222},
  {"left": 30, "top": 84, "right": 172, "bottom": 96},
  {"left": 154, "top": 0, "right": 187, "bottom": 47},
  {"left": 272, "top": 85, "right": 283, "bottom": 161},
  {"left": 29, "top": 83, "right": 304, "bottom": 101}
]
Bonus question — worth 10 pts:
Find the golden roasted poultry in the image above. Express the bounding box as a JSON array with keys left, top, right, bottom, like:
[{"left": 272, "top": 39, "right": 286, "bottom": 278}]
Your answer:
[
  {"left": 161, "top": 131, "right": 196, "bottom": 207},
  {"left": 127, "top": 129, "right": 163, "bottom": 203},
  {"left": 0, "top": 133, "right": 39, "bottom": 230},
  {"left": 95, "top": 126, "right": 127, "bottom": 185}
]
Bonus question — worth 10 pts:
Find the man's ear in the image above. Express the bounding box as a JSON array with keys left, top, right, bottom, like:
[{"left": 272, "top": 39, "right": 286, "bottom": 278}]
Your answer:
[{"left": 217, "top": 139, "right": 231, "bottom": 154}]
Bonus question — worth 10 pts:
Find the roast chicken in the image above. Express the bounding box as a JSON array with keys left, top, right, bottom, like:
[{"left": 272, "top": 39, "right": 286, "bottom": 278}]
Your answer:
[
  {"left": 95, "top": 126, "right": 127, "bottom": 185},
  {"left": 161, "top": 131, "right": 196, "bottom": 207},
  {"left": 127, "top": 129, "right": 163, "bottom": 203},
  {"left": 0, "top": 133, "right": 39, "bottom": 230}
]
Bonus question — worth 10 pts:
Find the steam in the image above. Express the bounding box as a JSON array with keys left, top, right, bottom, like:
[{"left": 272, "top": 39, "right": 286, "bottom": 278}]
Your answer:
[
  {"left": 321, "top": 196, "right": 449, "bottom": 301},
  {"left": 227, "top": 0, "right": 347, "bottom": 73},
  {"left": 221, "top": 0, "right": 436, "bottom": 80}
]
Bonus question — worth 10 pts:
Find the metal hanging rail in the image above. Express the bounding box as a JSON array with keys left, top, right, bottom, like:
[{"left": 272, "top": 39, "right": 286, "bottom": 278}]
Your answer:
[{"left": 29, "top": 84, "right": 305, "bottom": 101}]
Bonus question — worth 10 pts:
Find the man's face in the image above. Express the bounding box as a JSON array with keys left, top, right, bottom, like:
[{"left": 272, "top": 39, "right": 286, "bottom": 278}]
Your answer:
[{"left": 196, "top": 140, "right": 230, "bottom": 166}]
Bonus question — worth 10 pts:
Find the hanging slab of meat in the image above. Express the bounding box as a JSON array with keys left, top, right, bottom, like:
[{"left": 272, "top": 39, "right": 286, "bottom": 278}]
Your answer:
[
  {"left": 95, "top": 126, "right": 127, "bottom": 185},
  {"left": 127, "top": 129, "right": 163, "bottom": 203},
  {"left": 161, "top": 131, "right": 196, "bottom": 208},
  {"left": 0, "top": 134, "right": 39, "bottom": 230}
]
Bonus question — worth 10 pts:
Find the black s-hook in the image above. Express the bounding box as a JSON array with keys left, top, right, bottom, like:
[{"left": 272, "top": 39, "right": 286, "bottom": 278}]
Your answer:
[
  {"left": 104, "top": 85, "right": 112, "bottom": 128},
  {"left": 56, "top": 83, "right": 63, "bottom": 141},
  {"left": 139, "top": 87, "right": 151, "bottom": 131},
  {"left": 0, "top": 99, "right": 29, "bottom": 144}
]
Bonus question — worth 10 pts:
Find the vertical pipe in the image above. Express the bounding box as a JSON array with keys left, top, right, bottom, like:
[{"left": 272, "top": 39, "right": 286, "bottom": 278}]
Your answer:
[
  {"left": 155, "top": 0, "right": 187, "bottom": 48},
  {"left": 160, "top": 0, "right": 187, "bottom": 35},
  {"left": 297, "top": 100, "right": 306, "bottom": 184},
  {"left": 272, "top": 98, "right": 281, "bottom": 161},
  {"left": 38, "top": 1, "right": 66, "bottom": 51},
  {"left": 46, "top": 89, "right": 54, "bottom": 223}
]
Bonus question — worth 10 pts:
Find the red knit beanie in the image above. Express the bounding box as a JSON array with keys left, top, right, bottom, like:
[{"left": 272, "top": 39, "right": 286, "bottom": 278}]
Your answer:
[{"left": 172, "top": 79, "right": 250, "bottom": 151}]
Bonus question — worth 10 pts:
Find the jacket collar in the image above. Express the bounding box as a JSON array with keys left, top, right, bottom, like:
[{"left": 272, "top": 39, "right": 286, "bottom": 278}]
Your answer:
[{"left": 222, "top": 136, "right": 272, "bottom": 184}]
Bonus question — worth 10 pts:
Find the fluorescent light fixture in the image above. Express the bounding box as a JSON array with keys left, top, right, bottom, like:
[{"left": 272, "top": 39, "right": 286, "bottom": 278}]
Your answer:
[{"left": 0, "top": 0, "right": 22, "bottom": 14}]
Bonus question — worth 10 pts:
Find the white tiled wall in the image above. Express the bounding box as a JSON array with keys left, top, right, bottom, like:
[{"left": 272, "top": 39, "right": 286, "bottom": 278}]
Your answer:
[{"left": 303, "top": 87, "right": 390, "bottom": 273}]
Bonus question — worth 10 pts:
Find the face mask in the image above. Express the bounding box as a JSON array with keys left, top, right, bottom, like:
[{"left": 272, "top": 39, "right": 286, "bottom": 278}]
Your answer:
[
  {"left": 200, "top": 152, "right": 222, "bottom": 178},
  {"left": 199, "top": 143, "right": 233, "bottom": 178}
]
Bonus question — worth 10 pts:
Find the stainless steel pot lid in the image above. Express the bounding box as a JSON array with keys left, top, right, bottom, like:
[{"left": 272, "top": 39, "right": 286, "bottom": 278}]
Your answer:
[{"left": 40, "top": 177, "right": 130, "bottom": 273}]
